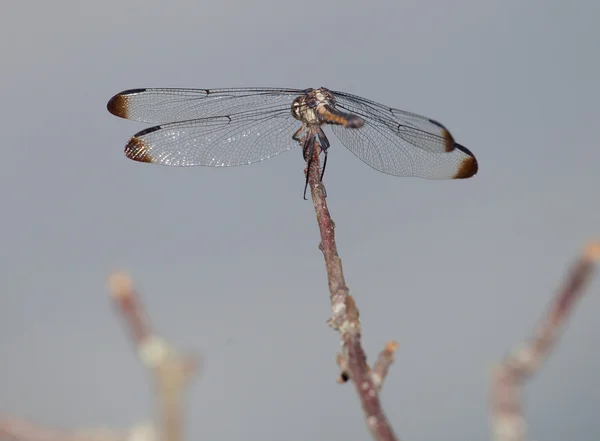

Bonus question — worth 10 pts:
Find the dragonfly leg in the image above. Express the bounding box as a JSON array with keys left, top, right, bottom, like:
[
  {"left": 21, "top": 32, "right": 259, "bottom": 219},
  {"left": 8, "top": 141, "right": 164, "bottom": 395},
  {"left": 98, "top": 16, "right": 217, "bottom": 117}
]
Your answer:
[
  {"left": 320, "top": 149, "right": 328, "bottom": 183},
  {"left": 292, "top": 126, "right": 304, "bottom": 144},
  {"left": 303, "top": 135, "right": 315, "bottom": 200},
  {"left": 313, "top": 128, "right": 329, "bottom": 198},
  {"left": 320, "top": 149, "right": 328, "bottom": 198},
  {"left": 316, "top": 128, "right": 330, "bottom": 151}
]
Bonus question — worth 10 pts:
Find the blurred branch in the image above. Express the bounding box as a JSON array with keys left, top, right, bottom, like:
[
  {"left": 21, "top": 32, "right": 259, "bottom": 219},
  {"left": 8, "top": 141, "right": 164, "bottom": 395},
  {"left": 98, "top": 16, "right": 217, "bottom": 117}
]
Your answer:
[
  {"left": 0, "top": 419, "right": 153, "bottom": 441},
  {"left": 305, "top": 143, "right": 399, "bottom": 441},
  {"left": 1, "top": 272, "right": 198, "bottom": 441},
  {"left": 109, "top": 273, "right": 198, "bottom": 441},
  {"left": 491, "top": 242, "right": 600, "bottom": 441}
]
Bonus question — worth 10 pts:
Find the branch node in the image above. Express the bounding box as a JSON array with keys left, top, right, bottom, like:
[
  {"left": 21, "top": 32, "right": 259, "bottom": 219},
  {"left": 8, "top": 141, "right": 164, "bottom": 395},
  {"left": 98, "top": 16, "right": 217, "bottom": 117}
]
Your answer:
[
  {"left": 345, "top": 295, "right": 360, "bottom": 321},
  {"left": 138, "top": 336, "right": 171, "bottom": 369},
  {"left": 127, "top": 423, "right": 157, "bottom": 441},
  {"left": 336, "top": 353, "right": 350, "bottom": 383}
]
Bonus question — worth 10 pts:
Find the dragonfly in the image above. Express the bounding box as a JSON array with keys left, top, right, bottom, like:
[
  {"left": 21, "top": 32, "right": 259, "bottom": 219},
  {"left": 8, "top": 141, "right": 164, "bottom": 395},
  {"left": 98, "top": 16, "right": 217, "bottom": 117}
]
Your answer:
[{"left": 107, "top": 87, "right": 478, "bottom": 198}]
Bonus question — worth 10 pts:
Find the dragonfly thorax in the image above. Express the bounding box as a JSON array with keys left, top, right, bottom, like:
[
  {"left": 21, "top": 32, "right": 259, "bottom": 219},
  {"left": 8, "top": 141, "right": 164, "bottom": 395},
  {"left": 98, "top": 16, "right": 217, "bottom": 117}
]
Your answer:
[{"left": 291, "top": 87, "right": 336, "bottom": 126}]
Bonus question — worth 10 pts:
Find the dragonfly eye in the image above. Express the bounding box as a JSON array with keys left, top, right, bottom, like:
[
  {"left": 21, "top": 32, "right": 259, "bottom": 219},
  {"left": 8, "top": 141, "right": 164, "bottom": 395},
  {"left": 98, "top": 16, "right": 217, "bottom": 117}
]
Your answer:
[{"left": 291, "top": 99, "right": 303, "bottom": 121}]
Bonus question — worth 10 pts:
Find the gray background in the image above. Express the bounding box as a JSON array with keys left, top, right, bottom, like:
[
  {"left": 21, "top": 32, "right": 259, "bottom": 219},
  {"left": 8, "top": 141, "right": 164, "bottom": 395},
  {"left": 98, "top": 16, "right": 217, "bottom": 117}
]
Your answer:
[{"left": 1, "top": 0, "right": 599, "bottom": 440}]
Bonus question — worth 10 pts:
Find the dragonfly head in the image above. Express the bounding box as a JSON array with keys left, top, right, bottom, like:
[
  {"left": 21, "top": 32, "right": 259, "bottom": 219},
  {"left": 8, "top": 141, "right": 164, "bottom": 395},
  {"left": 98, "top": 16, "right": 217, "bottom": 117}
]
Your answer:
[{"left": 292, "top": 95, "right": 319, "bottom": 125}]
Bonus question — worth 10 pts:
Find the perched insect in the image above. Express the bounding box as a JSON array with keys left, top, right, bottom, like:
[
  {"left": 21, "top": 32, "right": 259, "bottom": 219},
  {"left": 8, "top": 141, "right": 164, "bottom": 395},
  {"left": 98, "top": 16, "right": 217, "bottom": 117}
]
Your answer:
[{"left": 107, "top": 87, "right": 478, "bottom": 197}]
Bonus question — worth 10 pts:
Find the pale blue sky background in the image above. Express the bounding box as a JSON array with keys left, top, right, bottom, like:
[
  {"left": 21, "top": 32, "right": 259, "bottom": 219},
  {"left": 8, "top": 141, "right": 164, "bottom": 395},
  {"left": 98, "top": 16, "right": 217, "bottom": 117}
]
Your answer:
[{"left": 1, "top": 0, "right": 599, "bottom": 440}]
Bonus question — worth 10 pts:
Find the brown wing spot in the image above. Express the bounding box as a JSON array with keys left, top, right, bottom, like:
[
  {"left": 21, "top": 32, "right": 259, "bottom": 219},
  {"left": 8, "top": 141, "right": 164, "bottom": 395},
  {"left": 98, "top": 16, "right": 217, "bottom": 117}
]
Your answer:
[
  {"left": 124, "top": 137, "right": 154, "bottom": 163},
  {"left": 441, "top": 128, "right": 455, "bottom": 153},
  {"left": 428, "top": 119, "right": 456, "bottom": 152},
  {"left": 453, "top": 155, "right": 478, "bottom": 179},
  {"left": 107, "top": 93, "right": 130, "bottom": 119}
]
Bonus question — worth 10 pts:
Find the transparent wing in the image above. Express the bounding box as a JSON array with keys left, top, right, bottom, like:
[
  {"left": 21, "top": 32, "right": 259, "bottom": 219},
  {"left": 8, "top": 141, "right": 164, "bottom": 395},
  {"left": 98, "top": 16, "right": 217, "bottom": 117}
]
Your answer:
[
  {"left": 330, "top": 117, "right": 478, "bottom": 179},
  {"left": 123, "top": 107, "right": 304, "bottom": 167},
  {"left": 331, "top": 91, "right": 464, "bottom": 155},
  {"left": 107, "top": 87, "right": 305, "bottom": 124}
]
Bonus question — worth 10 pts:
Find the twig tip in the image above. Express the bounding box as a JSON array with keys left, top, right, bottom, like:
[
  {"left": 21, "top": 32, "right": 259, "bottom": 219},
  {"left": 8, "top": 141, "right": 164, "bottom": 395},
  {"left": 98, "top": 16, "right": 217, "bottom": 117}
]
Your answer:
[
  {"left": 108, "top": 271, "right": 133, "bottom": 299},
  {"left": 385, "top": 341, "right": 400, "bottom": 353},
  {"left": 584, "top": 241, "right": 600, "bottom": 261}
]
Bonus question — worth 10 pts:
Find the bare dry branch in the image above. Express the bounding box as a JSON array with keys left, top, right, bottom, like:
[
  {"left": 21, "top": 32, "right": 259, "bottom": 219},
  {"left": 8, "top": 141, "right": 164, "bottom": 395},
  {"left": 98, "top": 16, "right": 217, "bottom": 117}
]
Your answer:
[
  {"left": 305, "top": 144, "right": 399, "bottom": 441},
  {"left": 0, "top": 273, "right": 197, "bottom": 441},
  {"left": 108, "top": 273, "right": 198, "bottom": 441},
  {"left": 0, "top": 419, "right": 155, "bottom": 441},
  {"left": 491, "top": 242, "right": 600, "bottom": 441}
]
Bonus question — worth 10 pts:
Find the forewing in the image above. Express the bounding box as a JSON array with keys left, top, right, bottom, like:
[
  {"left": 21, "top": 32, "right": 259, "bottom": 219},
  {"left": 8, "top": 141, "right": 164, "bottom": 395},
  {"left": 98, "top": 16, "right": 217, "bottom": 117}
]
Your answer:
[
  {"left": 332, "top": 91, "right": 466, "bottom": 155},
  {"left": 123, "top": 108, "right": 303, "bottom": 167},
  {"left": 107, "top": 87, "right": 304, "bottom": 124}
]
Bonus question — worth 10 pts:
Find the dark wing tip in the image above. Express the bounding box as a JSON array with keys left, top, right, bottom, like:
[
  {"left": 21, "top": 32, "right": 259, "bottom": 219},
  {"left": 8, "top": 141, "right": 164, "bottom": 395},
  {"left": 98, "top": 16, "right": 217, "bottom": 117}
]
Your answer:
[
  {"left": 107, "top": 93, "right": 128, "bottom": 118},
  {"left": 107, "top": 89, "right": 147, "bottom": 119},
  {"left": 124, "top": 135, "right": 155, "bottom": 163},
  {"left": 452, "top": 143, "right": 478, "bottom": 179}
]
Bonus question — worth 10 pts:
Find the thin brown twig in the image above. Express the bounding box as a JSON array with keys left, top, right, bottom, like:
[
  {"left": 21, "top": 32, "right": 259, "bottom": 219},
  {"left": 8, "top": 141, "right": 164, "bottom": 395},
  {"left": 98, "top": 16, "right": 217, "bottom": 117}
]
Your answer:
[
  {"left": 491, "top": 242, "right": 600, "bottom": 441},
  {"left": 371, "top": 342, "right": 400, "bottom": 391},
  {"left": 305, "top": 143, "right": 399, "bottom": 441}
]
